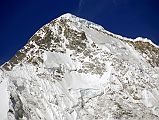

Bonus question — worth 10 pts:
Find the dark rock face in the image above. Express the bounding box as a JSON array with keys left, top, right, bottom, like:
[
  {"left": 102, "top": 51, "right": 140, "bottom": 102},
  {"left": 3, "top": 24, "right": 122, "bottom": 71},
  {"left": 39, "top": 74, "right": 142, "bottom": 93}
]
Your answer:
[{"left": 133, "top": 41, "right": 159, "bottom": 67}]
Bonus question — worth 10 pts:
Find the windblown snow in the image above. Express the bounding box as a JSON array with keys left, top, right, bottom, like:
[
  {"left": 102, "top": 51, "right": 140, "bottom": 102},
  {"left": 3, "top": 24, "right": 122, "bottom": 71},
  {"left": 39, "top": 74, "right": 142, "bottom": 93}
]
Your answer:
[{"left": 0, "top": 13, "right": 159, "bottom": 120}]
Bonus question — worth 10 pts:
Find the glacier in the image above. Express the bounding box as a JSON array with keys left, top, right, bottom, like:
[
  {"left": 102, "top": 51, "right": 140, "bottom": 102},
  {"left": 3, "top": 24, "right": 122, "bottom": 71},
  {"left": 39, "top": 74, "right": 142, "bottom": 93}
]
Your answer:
[{"left": 0, "top": 13, "right": 159, "bottom": 120}]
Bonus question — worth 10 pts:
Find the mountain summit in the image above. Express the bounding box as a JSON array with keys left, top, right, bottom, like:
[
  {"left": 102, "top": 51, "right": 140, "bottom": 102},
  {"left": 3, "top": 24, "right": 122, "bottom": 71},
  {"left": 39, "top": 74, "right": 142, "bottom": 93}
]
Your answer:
[{"left": 0, "top": 13, "right": 159, "bottom": 120}]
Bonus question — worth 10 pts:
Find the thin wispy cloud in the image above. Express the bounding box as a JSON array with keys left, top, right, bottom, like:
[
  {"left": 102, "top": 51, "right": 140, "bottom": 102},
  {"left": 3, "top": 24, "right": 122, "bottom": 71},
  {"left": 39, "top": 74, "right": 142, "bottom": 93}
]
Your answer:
[
  {"left": 78, "top": 0, "right": 83, "bottom": 14},
  {"left": 113, "top": 0, "right": 117, "bottom": 6}
]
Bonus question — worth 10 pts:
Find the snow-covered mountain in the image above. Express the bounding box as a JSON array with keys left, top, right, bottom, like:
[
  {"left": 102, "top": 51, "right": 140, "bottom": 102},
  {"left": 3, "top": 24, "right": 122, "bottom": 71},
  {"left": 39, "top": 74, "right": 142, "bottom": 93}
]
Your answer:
[{"left": 0, "top": 13, "right": 159, "bottom": 120}]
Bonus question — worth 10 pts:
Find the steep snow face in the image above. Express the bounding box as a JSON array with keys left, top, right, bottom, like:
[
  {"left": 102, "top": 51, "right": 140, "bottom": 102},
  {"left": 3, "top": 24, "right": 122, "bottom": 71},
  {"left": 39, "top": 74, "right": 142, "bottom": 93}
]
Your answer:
[{"left": 1, "top": 13, "right": 159, "bottom": 120}]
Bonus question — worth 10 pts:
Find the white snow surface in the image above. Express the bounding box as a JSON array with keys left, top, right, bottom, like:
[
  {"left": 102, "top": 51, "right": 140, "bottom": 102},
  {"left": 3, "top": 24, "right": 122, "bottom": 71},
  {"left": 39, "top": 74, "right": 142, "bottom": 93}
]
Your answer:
[
  {"left": 0, "top": 70, "right": 9, "bottom": 120},
  {"left": 0, "top": 13, "right": 159, "bottom": 120}
]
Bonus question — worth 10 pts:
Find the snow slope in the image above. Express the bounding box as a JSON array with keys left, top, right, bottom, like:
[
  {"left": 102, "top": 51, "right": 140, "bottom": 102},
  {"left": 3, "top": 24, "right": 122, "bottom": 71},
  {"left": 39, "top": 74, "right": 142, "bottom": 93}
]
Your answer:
[
  {"left": 0, "top": 70, "right": 9, "bottom": 120},
  {"left": 0, "top": 13, "right": 159, "bottom": 120}
]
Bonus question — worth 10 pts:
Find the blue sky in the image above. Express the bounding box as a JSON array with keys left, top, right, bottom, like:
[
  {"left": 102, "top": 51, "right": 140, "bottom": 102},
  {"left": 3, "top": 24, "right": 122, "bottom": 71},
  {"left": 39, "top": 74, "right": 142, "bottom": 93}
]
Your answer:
[{"left": 0, "top": 0, "right": 159, "bottom": 65}]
